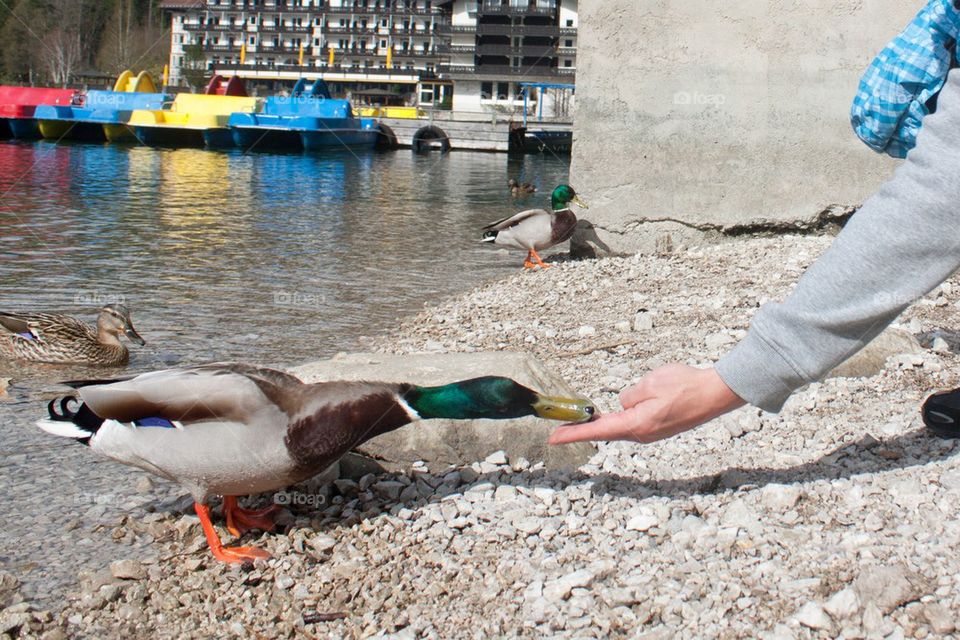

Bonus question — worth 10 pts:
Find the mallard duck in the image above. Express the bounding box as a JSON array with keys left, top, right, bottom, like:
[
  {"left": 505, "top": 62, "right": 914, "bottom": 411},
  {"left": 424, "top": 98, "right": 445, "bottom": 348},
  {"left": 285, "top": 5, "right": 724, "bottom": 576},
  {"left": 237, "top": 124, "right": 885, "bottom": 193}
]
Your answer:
[
  {"left": 37, "top": 363, "right": 596, "bottom": 563},
  {"left": 0, "top": 305, "right": 145, "bottom": 366},
  {"left": 482, "top": 184, "right": 589, "bottom": 269},
  {"left": 508, "top": 178, "right": 537, "bottom": 197}
]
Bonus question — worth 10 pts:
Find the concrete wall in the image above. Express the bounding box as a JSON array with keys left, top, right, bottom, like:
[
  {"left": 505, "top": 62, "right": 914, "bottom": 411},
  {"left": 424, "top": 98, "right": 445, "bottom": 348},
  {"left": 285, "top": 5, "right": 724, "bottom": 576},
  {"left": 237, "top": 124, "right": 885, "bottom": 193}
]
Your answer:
[{"left": 570, "top": 1, "right": 923, "bottom": 252}]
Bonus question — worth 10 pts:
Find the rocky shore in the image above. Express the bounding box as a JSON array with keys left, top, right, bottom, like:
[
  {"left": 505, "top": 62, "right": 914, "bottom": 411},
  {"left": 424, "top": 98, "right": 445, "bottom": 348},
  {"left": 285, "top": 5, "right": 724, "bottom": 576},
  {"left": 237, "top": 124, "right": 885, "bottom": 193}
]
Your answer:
[{"left": 4, "top": 234, "right": 960, "bottom": 639}]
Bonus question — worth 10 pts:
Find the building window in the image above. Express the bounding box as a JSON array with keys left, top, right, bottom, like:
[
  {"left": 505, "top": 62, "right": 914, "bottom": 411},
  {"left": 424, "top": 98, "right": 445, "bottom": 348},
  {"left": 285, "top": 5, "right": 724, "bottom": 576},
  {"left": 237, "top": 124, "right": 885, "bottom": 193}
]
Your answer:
[
  {"left": 381, "top": 19, "right": 387, "bottom": 27},
  {"left": 481, "top": 81, "right": 493, "bottom": 98},
  {"left": 566, "top": 19, "right": 573, "bottom": 26},
  {"left": 564, "top": 59, "right": 572, "bottom": 67},
  {"left": 380, "top": 39, "right": 387, "bottom": 48},
  {"left": 249, "top": 36, "right": 256, "bottom": 45},
  {"left": 565, "top": 39, "right": 573, "bottom": 47},
  {"left": 497, "top": 82, "right": 508, "bottom": 99}
]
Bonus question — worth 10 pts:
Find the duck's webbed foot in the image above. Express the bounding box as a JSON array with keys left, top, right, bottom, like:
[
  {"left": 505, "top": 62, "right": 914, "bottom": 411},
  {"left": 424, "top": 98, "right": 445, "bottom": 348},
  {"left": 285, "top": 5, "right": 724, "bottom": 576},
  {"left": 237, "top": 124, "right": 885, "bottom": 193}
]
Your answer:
[
  {"left": 223, "top": 496, "right": 282, "bottom": 537},
  {"left": 194, "top": 501, "right": 272, "bottom": 563}
]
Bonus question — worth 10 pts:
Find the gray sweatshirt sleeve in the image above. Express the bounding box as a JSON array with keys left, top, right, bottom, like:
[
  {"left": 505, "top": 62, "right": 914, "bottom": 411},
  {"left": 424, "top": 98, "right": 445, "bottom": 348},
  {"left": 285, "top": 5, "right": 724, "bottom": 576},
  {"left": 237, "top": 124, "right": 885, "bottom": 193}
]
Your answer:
[{"left": 715, "top": 70, "right": 960, "bottom": 413}]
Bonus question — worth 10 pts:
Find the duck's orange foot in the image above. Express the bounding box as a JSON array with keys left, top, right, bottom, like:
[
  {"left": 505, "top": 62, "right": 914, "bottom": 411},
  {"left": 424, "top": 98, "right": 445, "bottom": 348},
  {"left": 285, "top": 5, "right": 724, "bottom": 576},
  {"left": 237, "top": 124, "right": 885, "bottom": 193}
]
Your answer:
[
  {"left": 211, "top": 544, "right": 272, "bottom": 564},
  {"left": 223, "top": 496, "right": 282, "bottom": 537},
  {"left": 194, "top": 501, "right": 272, "bottom": 564}
]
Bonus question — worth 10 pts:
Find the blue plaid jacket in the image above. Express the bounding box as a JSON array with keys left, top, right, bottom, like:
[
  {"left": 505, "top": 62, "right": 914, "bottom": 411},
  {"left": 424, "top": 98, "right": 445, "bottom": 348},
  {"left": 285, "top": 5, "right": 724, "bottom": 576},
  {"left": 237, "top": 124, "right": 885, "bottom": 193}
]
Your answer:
[{"left": 851, "top": 0, "right": 960, "bottom": 157}]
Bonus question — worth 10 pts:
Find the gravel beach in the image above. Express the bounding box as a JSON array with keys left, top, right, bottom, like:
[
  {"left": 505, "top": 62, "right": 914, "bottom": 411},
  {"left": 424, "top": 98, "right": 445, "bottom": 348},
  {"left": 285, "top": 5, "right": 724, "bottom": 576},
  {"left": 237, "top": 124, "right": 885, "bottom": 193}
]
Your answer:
[{"left": 4, "top": 233, "right": 960, "bottom": 639}]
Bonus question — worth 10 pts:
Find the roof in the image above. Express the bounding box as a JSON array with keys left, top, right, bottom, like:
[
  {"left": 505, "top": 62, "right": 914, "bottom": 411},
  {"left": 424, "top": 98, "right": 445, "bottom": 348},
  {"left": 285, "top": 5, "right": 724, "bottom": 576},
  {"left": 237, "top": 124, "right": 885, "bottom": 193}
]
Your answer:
[{"left": 159, "top": 0, "right": 204, "bottom": 9}]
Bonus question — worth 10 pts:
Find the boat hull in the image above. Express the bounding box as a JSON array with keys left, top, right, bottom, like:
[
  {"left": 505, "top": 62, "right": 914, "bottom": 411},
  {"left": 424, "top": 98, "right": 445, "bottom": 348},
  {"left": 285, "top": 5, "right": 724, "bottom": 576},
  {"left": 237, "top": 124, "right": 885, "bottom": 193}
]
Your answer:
[
  {"left": 202, "top": 127, "right": 236, "bottom": 148},
  {"left": 231, "top": 126, "right": 303, "bottom": 151},
  {"left": 132, "top": 125, "right": 205, "bottom": 147},
  {"left": 8, "top": 118, "right": 41, "bottom": 139},
  {"left": 38, "top": 119, "right": 107, "bottom": 143},
  {"left": 300, "top": 129, "right": 379, "bottom": 151},
  {"left": 103, "top": 123, "right": 136, "bottom": 143}
]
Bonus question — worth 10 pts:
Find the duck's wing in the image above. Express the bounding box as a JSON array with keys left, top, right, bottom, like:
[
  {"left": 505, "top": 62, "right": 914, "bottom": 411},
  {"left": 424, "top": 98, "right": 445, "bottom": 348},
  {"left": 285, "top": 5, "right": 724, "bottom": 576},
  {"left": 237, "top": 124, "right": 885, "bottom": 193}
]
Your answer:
[
  {"left": 71, "top": 363, "right": 307, "bottom": 424},
  {"left": 0, "top": 313, "right": 35, "bottom": 338},
  {"left": 482, "top": 208, "right": 549, "bottom": 232},
  {"left": 0, "top": 312, "right": 92, "bottom": 342}
]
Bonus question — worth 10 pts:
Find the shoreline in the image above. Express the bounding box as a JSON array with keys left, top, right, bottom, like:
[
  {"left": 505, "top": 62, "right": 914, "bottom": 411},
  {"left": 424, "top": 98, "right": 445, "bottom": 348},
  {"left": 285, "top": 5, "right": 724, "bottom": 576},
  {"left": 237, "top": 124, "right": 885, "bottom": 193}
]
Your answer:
[{"left": 5, "top": 233, "right": 960, "bottom": 639}]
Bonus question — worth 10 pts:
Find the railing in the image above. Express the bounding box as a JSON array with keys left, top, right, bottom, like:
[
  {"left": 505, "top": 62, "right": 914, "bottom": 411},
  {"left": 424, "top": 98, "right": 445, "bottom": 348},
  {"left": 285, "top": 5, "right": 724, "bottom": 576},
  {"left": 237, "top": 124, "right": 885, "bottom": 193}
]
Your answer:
[
  {"left": 322, "top": 25, "right": 381, "bottom": 33},
  {"left": 476, "top": 23, "right": 558, "bottom": 37},
  {"left": 436, "top": 43, "right": 475, "bottom": 53},
  {"left": 259, "top": 44, "right": 310, "bottom": 52},
  {"left": 323, "top": 4, "right": 438, "bottom": 14},
  {"left": 438, "top": 63, "right": 574, "bottom": 77},
  {"left": 259, "top": 23, "right": 314, "bottom": 32},
  {"left": 184, "top": 22, "right": 245, "bottom": 31},
  {"left": 437, "top": 24, "right": 477, "bottom": 34},
  {"left": 202, "top": 43, "right": 240, "bottom": 51},
  {"left": 478, "top": 4, "right": 556, "bottom": 17},
  {"left": 214, "top": 62, "right": 439, "bottom": 78},
  {"left": 476, "top": 43, "right": 556, "bottom": 57}
]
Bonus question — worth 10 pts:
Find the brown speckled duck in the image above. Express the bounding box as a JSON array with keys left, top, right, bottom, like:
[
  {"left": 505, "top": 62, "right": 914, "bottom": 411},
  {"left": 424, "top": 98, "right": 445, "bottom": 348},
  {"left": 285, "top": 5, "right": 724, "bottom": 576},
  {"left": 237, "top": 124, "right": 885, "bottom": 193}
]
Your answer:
[
  {"left": 37, "top": 363, "right": 596, "bottom": 563},
  {"left": 508, "top": 178, "right": 537, "bottom": 197},
  {"left": 0, "top": 305, "right": 145, "bottom": 366},
  {"left": 482, "top": 185, "right": 588, "bottom": 269}
]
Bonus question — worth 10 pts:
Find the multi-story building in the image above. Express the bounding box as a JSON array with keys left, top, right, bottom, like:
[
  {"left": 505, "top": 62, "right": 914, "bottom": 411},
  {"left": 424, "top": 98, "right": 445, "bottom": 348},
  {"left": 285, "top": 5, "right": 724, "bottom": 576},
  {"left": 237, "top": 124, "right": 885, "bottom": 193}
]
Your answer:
[{"left": 161, "top": 0, "right": 576, "bottom": 116}]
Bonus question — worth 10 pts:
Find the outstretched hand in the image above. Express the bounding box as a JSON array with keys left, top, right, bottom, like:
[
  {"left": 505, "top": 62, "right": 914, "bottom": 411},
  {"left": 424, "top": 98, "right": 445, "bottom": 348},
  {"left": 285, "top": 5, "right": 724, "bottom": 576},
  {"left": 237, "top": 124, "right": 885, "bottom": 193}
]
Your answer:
[{"left": 549, "top": 364, "right": 746, "bottom": 444}]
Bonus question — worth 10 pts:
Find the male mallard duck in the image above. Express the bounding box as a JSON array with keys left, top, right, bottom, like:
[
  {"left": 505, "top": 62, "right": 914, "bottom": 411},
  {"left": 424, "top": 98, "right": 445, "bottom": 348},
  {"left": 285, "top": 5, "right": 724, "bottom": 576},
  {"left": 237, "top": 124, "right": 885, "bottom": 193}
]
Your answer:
[
  {"left": 0, "top": 305, "right": 145, "bottom": 366},
  {"left": 37, "top": 363, "right": 596, "bottom": 563},
  {"left": 482, "top": 184, "right": 589, "bottom": 269},
  {"left": 508, "top": 178, "right": 537, "bottom": 197}
]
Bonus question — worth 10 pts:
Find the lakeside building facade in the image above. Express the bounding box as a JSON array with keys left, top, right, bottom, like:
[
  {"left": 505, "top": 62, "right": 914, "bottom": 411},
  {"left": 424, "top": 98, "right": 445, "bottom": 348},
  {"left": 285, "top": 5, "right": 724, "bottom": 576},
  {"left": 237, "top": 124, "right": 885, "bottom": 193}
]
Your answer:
[{"left": 160, "top": 0, "right": 576, "bottom": 117}]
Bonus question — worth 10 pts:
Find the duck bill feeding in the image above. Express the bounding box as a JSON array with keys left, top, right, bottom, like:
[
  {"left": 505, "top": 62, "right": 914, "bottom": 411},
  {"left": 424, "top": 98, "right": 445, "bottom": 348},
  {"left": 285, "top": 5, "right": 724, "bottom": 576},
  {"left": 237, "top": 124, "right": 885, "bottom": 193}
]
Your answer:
[{"left": 532, "top": 395, "right": 597, "bottom": 423}]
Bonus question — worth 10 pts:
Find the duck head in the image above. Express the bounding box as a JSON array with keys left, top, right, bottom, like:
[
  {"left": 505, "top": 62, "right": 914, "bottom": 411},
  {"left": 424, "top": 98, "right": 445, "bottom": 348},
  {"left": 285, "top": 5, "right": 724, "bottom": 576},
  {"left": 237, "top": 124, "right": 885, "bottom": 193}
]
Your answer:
[
  {"left": 97, "top": 304, "right": 146, "bottom": 347},
  {"left": 404, "top": 376, "right": 596, "bottom": 423},
  {"left": 551, "top": 185, "right": 589, "bottom": 211}
]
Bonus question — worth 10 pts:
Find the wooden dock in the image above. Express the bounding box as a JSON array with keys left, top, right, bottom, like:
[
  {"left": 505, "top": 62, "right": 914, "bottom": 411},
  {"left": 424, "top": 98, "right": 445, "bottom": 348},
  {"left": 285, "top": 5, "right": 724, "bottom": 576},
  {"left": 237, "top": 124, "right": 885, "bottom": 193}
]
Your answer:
[{"left": 376, "top": 112, "right": 572, "bottom": 153}]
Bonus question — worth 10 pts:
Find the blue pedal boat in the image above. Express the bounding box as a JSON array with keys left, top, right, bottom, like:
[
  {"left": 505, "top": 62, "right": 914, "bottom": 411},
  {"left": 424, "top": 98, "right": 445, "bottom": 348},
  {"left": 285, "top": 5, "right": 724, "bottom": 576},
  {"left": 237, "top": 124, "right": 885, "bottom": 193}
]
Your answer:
[
  {"left": 35, "top": 89, "right": 169, "bottom": 143},
  {"left": 228, "top": 79, "right": 379, "bottom": 152}
]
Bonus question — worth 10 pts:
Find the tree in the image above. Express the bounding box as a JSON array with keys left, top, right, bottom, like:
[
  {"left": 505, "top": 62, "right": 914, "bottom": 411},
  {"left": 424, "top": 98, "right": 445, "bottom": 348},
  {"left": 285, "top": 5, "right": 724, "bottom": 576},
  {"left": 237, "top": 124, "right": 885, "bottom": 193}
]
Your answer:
[
  {"left": 97, "top": 0, "right": 170, "bottom": 77},
  {"left": 181, "top": 42, "right": 208, "bottom": 90}
]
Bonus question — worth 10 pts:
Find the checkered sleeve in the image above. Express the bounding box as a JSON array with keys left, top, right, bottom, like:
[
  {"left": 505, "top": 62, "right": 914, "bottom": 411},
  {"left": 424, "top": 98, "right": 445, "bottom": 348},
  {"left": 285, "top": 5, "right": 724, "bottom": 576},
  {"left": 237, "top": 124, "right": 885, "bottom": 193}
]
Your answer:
[{"left": 850, "top": 0, "right": 960, "bottom": 158}]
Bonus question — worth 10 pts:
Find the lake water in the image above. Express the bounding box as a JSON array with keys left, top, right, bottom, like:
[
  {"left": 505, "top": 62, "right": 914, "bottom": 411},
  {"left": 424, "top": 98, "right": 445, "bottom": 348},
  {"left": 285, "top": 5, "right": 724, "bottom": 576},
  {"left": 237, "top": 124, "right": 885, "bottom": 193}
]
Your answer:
[{"left": 0, "top": 140, "right": 571, "bottom": 605}]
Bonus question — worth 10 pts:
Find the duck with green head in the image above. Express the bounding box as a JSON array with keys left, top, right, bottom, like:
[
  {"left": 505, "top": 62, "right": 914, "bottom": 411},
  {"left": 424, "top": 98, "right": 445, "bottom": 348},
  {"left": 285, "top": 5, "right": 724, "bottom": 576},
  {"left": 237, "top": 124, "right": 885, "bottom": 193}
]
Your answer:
[
  {"left": 482, "top": 184, "right": 589, "bottom": 269},
  {"left": 37, "top": 363, "right": 596, "bottom": 563}
]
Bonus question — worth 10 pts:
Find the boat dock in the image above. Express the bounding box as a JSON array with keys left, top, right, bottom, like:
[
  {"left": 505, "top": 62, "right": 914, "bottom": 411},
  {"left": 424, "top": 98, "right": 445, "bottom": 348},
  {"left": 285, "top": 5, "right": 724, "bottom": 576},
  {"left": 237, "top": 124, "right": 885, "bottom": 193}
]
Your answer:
[{"left": 376, "top": 111, "right": 572, "bottom": 154}]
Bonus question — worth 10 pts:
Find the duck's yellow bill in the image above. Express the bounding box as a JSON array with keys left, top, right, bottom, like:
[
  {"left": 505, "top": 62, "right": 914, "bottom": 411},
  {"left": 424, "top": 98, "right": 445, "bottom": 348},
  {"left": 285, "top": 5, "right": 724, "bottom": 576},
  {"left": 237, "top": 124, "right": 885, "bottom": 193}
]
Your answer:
[
  {"left": 533, "top": 395, "right": 597, "bottom": 423},
  {"left": 571, "top": 195, "right": 589, "bottom": 209}
]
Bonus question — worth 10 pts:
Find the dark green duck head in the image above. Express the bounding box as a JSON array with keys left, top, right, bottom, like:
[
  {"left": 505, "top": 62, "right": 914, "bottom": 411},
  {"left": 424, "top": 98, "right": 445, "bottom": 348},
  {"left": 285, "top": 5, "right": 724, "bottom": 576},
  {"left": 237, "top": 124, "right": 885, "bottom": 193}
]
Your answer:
[
  {"left": 98, "top": 305, "right": 146, "bottom": 346},
  {"left": 550, "top": 185, "right": 589, "bottom": 212},
  {"left": 404, "top": 376, "right": 596, "bottom": 423}
]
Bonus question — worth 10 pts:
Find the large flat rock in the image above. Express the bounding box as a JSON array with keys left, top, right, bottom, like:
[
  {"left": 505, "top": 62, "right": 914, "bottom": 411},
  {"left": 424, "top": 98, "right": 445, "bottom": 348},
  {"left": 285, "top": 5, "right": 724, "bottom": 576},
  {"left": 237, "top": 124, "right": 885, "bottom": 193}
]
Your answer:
[
  {"left": 290, "top": 352, "right": 597, "bottom": 471},
  {"left": 827, "top": 327, "right": 923, "bottom": 379}
]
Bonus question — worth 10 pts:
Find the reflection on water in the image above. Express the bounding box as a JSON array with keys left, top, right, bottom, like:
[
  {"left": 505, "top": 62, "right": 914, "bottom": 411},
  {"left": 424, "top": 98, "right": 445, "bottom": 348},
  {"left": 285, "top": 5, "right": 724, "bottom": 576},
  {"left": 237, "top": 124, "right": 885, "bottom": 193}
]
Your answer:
[{"left": 0, "top": 140, "right": 570, "bottom": 605}]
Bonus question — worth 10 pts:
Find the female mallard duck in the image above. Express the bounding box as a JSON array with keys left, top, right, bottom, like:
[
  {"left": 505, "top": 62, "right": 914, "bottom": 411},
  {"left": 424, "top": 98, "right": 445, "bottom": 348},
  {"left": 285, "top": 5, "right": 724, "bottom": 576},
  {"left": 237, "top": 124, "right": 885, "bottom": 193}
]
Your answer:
[
  {"left": 482, "top": 184, "right": 589, "bottom": 269},
  {"left": 0, "top": 305, "right": 145, "bottom": 366},
  {"left": 508, "top": 178, "right": 537, "bottom": 197},
  {"left": 37, "top": 363, "right": 596, "bottom": 563}
]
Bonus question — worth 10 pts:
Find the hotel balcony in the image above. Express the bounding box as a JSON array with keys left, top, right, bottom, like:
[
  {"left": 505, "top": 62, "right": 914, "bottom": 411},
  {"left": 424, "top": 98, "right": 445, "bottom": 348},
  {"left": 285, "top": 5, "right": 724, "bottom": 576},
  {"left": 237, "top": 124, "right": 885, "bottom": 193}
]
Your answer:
[
  {"left": 475, "top": 23, "right": 558, "bottom": 37},
  {"left": 435, "top": 43, "right": 476, "bottom": 54},
  {"left": 258, "top": 23, "right": 315, "bottom": 33},
  {"left": 475, "top": 43, "right": 556, "bottom": 57},
  {"left": 477, "top": 3, "right": 557, "bottom": 17},
  {"left": 438, "top": 63, "right": 573, "bottom": 78},
  {"left": 184, "top": 22, "right": 244, "bottom": 31}
]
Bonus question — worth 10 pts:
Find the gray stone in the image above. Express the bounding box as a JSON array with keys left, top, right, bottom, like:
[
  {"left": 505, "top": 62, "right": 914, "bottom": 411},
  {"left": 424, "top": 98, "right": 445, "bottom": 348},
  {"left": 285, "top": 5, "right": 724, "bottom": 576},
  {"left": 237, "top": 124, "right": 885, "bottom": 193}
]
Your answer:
[
  {"left": 823, "top": 588, "right": 859, "bottom": 620},
  {"left": 940, "top": 468, "right": 960, "bottom": 492},
  {"left": 794, "top": 602, "right": 832, "bottom": 631},
  {"left": 853, "top": 564, "right": 924, "bottom": 614},
  {"left": 109, "top": 560, "right": 145, "bottom": 580},
  {"left": 922, "top": 602, "right": 955, "bottom": 634},
  {"left": 290, "top": 352, "right": 597, "bottom": 469},
  {"left": 760, "top": 484, "right": 800, "bottom": 512},
  {"left": 827, "top": 328, "right": 923, "bottom": 379}
]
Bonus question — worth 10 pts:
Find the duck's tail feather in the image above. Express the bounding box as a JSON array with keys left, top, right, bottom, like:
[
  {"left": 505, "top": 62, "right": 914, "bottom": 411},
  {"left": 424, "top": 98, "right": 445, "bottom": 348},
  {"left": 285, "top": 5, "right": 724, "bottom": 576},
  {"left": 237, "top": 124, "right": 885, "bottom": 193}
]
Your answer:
[
  {"left": 481, "top": 231, "right": 498, "bottom": 243},
  {"left": 37, "top": 396, "right": 103, "bottom": 445}
]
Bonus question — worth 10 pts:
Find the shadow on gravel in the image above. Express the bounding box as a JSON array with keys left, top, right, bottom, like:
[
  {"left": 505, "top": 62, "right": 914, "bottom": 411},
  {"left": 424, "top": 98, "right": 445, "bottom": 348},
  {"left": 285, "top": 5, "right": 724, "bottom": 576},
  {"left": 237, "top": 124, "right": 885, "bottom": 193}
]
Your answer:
[{"left": 574, "top": 428, "right": 960, "bottom": 500}]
